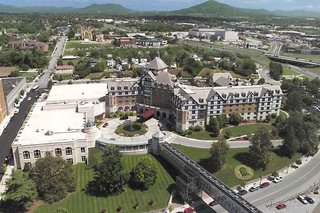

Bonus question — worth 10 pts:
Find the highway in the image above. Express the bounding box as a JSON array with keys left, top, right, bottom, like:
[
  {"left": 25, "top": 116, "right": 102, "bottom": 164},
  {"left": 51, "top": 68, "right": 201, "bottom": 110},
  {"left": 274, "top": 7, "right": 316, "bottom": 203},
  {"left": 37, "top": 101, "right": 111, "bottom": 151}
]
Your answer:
[{"left": 38, "top": 36, "right": 67, "bottom": 89}]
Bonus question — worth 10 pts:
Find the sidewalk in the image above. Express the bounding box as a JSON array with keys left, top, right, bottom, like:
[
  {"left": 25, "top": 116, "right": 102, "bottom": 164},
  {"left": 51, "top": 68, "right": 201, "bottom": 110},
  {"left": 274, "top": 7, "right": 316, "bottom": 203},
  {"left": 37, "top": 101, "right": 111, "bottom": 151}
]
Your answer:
[{"left": 0, "top": 165, "right": 14, "bottom": 200}]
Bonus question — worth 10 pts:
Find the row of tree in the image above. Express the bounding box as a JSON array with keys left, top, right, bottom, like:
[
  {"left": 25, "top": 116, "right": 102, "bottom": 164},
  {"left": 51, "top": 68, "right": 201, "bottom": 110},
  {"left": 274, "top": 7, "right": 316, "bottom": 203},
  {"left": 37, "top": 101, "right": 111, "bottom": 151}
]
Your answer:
[{"left": 207, "top": 113, "right": 242, "bottom": 137}]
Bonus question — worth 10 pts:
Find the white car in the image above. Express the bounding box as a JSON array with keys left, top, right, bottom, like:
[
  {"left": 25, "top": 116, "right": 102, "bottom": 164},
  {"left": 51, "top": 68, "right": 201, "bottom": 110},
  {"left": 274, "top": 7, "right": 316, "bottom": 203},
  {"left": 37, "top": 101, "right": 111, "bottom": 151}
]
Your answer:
[
  {"left": 27, "top": 97, "right": 32, "bottom": 101},
  {"left": 273, "top": 176, "right": 283, "bottom": 183},
  {"left": 14, "top": 108, "right": 19, "bottom": 114},
  {"left": 297, "top": 195, "right": 308, "bottom": 204}
]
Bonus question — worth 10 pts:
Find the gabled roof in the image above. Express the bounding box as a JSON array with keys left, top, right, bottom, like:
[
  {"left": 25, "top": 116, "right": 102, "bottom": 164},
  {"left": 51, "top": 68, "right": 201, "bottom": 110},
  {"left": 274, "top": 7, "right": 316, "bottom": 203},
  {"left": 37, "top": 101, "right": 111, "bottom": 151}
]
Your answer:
[
  {"left": 155, "top": 71, "right": 176, "bottom": 87},
  {"left": 145, "top": 57, "right": 168, "bottom": 71}
]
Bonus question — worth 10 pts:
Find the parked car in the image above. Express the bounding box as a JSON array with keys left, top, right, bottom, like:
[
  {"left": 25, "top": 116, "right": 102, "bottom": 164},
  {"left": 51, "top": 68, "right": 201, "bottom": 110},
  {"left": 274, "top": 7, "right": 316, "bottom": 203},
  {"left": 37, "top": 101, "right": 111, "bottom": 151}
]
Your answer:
[
  {"left": 260, "top": 182, "right": 270, "bottom": 188},
  {"left": 297, "top": 195, "right": 308, "bottom": 204},
  {"left": 27, "top": 97, "right": 31, "bottom": 101},
  {"left": 102, "top": 123, "right": 108, "bottom": 128},
  {"left": 238, "top": 189, "right": 248, "bottom": 196},
  {"left": 249, "top": 186, "right": 259, "bottom": 192},
  {"left": 209, "top": 200, "right": 218, "bottom": 206},
  {"left": 305, "top": 196, "right": 314, "bottom": 204},
  {"left": 273, "top": 177, "right": 283, "bottom": 183},
  {"left": 291, "top": 164, "right": 299, "bottom": 169},
  {"left": 276, "top": 203, "right": 287, "bottom": 210}
]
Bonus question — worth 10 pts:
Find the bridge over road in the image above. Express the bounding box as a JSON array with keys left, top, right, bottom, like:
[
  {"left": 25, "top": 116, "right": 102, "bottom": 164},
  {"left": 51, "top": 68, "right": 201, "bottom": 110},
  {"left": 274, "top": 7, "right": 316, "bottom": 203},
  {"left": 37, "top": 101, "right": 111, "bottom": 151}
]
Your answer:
[
  {"left": 266, "top": 54, "right": 320, "bottom": 68},
  {"left": 151, "top": 133, "right": 262, "bottom": 213}
]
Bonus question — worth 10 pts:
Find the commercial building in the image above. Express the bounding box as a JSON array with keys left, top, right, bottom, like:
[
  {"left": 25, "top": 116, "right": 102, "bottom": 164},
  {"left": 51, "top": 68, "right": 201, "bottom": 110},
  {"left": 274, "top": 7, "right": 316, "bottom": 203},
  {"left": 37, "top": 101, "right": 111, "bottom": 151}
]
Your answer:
[
  {"left": 1, "top": 77, "right": 27, "bottom": 115},
  {"left": 114, "top": 37, "right": 136, "bottom": 47},
  {"left": 105, "top": 57, "right": 282, "bottom": 131},
  {"left": 8, "top": 39, "right": 49, "bottom": 52},
  {"left": 12, "top": 83, "right": 108, "bottom": 169},
  {"left": 55, "top": 65, "right": 75, "bottom": 75},
  {"left": 0, "top": 80, "right": 7, "bottom": 124},
  {"left": 188, "top": 28, "right": 239, "bottom": 41}
]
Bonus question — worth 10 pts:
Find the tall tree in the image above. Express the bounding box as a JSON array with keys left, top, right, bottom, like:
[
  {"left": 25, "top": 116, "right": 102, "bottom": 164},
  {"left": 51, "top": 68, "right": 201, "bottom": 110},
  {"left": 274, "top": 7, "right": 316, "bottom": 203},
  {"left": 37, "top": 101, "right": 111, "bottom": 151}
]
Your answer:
[
  {"left": 249, "top": 127, "right": 273, "bottom": 170},
  {"left": 87, "top": 145, "right": 128, "bottom": 196},
  {"left": 210, "top": 140, "right": 230, "bottom": 171},
  {"left": 129, "top": 157, "right": 157, "bottom": 190},
  {"left": 207, "top": 117, "right": 220, "bottom": 137},
  {"left": 30, "top": 155, "right": 75, "bottom": 203},
  {"left": 4, "top": 170, "right": 38, "bottom": 210},
  {"left": 285, "top": 91, "right": 303, "bottom": 112},
  {"left": 229, "top": 112, "right": 242, "bottom": 126}
]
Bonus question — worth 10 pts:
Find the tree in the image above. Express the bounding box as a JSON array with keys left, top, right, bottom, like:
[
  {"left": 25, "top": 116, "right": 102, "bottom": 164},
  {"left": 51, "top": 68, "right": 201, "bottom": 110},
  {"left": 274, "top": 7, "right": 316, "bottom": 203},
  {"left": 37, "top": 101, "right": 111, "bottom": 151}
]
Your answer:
[
  {"left": 55, "top": 208, "right": 70, "bottom": 213},
  {"left": 207, "top": 117, "right": 220, "bottom": 137},
  {"left": 129, "top": 157, "right": 157, "bottom": 190},
  {"left": 30, "top": 155, "right": 75, "bottom": 203},
  {"left": 87, "top": 145, "right": 128, "bottom": 196},
  {"left": 249, "top": 127, "right": 273, "bottom": 170},
  {"left": 4, "top": 170, "right": 38, "bottom": 210},
  {"left": 68, "top": 29, "right": 75, "bottom": 40},
  {"left": 229, "top": 112, "right": 242, "bottom": 126},
  {"left": 257, "top": 78, "right": 265, "bottom": 85},
  {"left": 285, "top": 91, "right": 303, "bottom": 112},
  {"left": 216, "top": 115, "right": 228, "bottom": 128},
  {"left": 269, "top": 62, "right": 283, "bottom": 80},
  {"left": 210, "top": 140, "right": 229, "bottom": 171}
]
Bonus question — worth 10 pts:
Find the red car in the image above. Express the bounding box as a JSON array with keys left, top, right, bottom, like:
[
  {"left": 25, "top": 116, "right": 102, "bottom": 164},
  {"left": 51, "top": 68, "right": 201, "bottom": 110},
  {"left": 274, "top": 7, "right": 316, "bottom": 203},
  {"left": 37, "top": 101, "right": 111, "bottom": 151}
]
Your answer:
[
  {"left": 276, "top": 203, "right": 287, "bottom": 210},
  {"left": 260, "top": 182, "right": 270, "bottom": 188},
  {"left": 184, "top": 207, "right": 195, "bottom": 213}
]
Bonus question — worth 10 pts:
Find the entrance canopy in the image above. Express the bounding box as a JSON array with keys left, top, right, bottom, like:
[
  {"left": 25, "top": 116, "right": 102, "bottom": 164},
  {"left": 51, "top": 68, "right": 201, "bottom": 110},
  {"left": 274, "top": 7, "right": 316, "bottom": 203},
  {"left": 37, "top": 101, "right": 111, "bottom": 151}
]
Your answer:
[{"left": 140, "top": 109, "right": 156, "bottom": 119}]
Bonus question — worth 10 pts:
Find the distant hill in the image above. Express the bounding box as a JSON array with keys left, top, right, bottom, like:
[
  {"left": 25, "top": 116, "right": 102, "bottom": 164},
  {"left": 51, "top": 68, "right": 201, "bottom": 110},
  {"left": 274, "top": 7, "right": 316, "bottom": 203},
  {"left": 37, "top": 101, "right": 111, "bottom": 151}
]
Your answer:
[
  {"left": 77, "top": 3, "right": 136, "bottom": 14},
  {"left": 273, "top": 10, "right": 320, "bottom": 18},
  {"left": 0, "top": 3, "right": 25, "bottom": 13},
  {"left": 172, "top": 0, "right": 273, "bottom": 17}
]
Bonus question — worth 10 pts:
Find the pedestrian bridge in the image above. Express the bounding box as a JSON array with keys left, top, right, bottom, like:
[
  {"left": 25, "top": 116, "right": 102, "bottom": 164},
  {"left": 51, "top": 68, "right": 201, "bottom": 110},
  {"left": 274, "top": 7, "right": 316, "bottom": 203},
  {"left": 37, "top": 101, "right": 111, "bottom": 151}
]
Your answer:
[{"left": 156, "top": 141, "right": 262, "bottom": 213}]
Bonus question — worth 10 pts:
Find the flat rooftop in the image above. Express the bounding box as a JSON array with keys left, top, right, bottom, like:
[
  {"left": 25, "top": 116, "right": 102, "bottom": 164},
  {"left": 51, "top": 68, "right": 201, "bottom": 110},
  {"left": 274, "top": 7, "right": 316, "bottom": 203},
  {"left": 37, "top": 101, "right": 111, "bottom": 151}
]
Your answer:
[
  {"left": 46, "top": 83, "right": 108, "bottom": 103},
  {"left": 14, "top": 101, "right": 86, "bottom": 146}
]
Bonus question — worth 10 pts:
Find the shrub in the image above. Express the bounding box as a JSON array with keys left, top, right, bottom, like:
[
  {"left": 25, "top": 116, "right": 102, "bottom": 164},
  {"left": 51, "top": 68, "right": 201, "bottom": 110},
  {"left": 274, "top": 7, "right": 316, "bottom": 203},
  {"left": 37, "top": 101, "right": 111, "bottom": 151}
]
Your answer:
[
  {"left": 116, "top": 206, "right": 122, "bottom": 212},
  {"left": 186, "top": 130, "right": 192, "bottom": 135},
  {"left": 271, "top": 113, "right": 277, "bottom": 119},
  {"left": 224, "top": 130, "right": 231, "bottom": 139},
  {"left": 189, "top": 126, "right": 195, "bottom": 131},
  {"left": 272, "top": 171, "right": 279, "bottom": 177},
  {"left": 295, "top": 159, "right": 302, "bottom": 165},
  {"left": 194, "top": 125, "right": 203, "bottom": 132}
]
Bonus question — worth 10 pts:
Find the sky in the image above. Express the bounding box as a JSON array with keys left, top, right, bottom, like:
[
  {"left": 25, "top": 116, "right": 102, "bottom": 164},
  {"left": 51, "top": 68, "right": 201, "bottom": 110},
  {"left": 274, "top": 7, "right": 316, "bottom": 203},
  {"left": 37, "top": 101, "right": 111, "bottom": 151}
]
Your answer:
[{"left": 1, "top": 0, "right": 320, "bottom": 11}]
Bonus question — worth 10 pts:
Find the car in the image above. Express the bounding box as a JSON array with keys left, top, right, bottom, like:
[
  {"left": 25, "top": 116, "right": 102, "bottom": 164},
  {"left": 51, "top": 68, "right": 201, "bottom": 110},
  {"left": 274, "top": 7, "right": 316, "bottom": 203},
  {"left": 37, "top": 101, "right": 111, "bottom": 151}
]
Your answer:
[
  {"left": 14, "top": 108, "right": 19, "bottom": 114},
  {"left": 27, "top": 97, "right": 32, "bottom": 101},
  {"left": 209, "top": 200, "right": 218, "bottom": 206},
  {"left": 249, "top": 186, "right": 259, "bottom": 192},
  {"left": 273, "top": 177, "right": 283, "bottom": 183},
  {"left": 297, "top": 195, "right": 308, "bottom": 204},
  {"left": 260, "top": 182, "right": 270, "bottom": 188},
  {"left": 102, "top": 123, "right": 108, "bottom": 128},
  {"left": 238, "top": 189, "right": 248, "bottom": 196},
  {"left": 305, "top": 196, "right": 314, "bottom": 204},
  {"left": 276, "top": 203, "right": 287, "bottom": 210}
]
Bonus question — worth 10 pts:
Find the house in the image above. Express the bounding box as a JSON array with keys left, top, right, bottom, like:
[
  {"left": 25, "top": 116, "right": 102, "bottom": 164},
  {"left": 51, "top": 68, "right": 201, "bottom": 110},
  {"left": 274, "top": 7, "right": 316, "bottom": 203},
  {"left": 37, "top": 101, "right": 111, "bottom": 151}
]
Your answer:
[
  {"left": 90, "top": 58, "right": 98, "bottom": 67},
  {"left": 209, "top": 73, "right": 233, "bottom": 87},
  {"left": 121, "top": 59, "right": 128, "bottom": 65},
  {"left": 107, "top": 59, "right": 116, "bottom": 68},
  {"left": 95, "top": 34, "right": 105, "bottom": 42},
  {"left": 114, "top": 37, "right": 136, "bottom": 47},
  {"left": 116, "top": 64, "right": 123, "bottom": 71},
  {"left": 132, "top": 58, "right": 139, "bottom": 65},
  {"left": 55, "top": 65, "right": 75, "bottom": 75},
  {"left": 8, "top": 39, "right": 49, "bottom": 52},
  {"left": 192, "top": 54, "right": 201, "bottom": 62}
]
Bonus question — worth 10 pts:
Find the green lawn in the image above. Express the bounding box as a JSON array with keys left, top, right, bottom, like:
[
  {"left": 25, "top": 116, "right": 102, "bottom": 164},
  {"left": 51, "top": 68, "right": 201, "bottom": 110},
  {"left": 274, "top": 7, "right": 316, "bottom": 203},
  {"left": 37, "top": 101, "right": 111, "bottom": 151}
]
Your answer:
[
  {"left": 19, "top": 71, "right": 38, "bottom": 83},
  {"left": 85, "top": 72, "right": 110, "bottom": 79},
  {"left": 172, "top": 144, "right": 302, "bottom": 187},
  {"left": 222, "top": 123, "right": 273, "bottom": 137},
  {"left": 185, "top": 129, "right": 218, "bottom": 140},
  {"left": 35, "top": 149, "right": 174, "bottom": 213},
  {"left": 66, "top": 41, "right": 110, "bottom": 49},
  {"left": 281, "top": 52, "right": 320, "bottom": 63},
  {"left": 282, "top": 66, "right": 301, "bottom": 76},
  {"left": 197, "top": 68, "right": 244, "bottom": 79}
]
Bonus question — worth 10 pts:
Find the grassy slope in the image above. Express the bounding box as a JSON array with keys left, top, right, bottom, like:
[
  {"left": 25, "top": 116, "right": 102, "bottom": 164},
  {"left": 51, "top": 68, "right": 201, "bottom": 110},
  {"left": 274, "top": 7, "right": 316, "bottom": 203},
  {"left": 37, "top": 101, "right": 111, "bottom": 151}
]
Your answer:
[
  {"left": 173, "top": 144, "right": 302, "bottom": 187},
  {"left": 35, "top": 149, "right": 174, "bottom": 213},
  {"left": 222, "top": 123, "right": 273, "bottom": 137}
]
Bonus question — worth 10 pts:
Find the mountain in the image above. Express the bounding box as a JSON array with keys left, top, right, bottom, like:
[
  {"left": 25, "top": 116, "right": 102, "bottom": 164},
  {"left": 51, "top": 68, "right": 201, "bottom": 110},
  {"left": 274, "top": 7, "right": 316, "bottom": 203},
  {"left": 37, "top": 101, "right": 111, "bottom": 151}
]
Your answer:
[
  {"left": 273, "top": 10, "right": 320, "bottom": 18},
  {"left": 77, "top": 4, "right": 136, "bottom": 14},
  {"left": 0, "top": 3, "right": 25, "bottom": 13},
  {"left": 172, "top": 0, "right": 273, "bottom": 17}
]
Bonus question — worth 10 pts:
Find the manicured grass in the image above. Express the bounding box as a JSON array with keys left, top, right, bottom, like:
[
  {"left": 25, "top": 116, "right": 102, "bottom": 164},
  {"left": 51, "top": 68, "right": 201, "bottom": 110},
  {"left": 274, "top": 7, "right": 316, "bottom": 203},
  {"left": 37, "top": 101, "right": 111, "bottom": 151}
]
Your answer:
[
  {"left": 282, "top": 52, "right": 320, "bottom": 63},
  {"left": 35, "top": 149, "right": 174, "bottom": 213},
  {"left": 19, "top": 71, "right": 38, "bottom": 83},
  {"left": 85, "top": 72, "right": 110, "bottom": 79},
  {"left": 197, "top": 68, "right": 244, "bottom": 79},
  {"left": 66, "top": 41, "right": 110, "bottom": 49},
  {"left": 222, "top": 123, "right": 273, "bottom": 137},
  {"left": 282, "top": 66, "right": 301, "bottom": 76},
  {"left": 172, "top": 144, "right": 302, "bottom": 187},
  {"left": 185, "top": 129, "right": 218, "bottom": 140},
  {"left": 279, "top": 110, "right": 289, "bottom": 119}
]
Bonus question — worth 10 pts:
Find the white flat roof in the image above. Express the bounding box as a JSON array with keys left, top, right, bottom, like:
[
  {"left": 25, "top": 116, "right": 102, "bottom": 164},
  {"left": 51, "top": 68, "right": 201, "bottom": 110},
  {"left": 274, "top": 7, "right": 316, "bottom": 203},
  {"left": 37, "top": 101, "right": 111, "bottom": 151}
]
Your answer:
[
  {"left": 47, "top": 83, "right": 108, "bottom": 103},
  {"left": 14, "top": 101, "right": 86, "bottom": 145}
]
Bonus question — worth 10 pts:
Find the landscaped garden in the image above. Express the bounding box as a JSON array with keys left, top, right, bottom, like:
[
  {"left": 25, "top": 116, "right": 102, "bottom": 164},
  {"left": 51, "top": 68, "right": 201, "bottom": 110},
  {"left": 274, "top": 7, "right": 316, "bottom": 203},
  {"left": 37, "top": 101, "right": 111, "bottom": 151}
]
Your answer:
[
  {"left": 172, "top": 144, "right": 302, "bottom": 187},
  {"left": 35, "top": 149, "right": 174, "bottom": 213},
  {"left": 115, "top": 121, "right": 148, "bottom": 137},
  {"left": 221, "top": 123, "right": 274, "bottom": 138}
]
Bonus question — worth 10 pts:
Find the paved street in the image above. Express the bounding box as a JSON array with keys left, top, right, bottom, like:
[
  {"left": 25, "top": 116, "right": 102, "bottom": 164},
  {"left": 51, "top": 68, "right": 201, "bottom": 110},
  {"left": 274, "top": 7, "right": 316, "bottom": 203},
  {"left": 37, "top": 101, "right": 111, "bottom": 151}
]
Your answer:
[
  {"left": 38, "top": 36, "right": 67, "bottom": 89},
  {"left": 0, "top": 90, "right": 38, "bottom": 166}
]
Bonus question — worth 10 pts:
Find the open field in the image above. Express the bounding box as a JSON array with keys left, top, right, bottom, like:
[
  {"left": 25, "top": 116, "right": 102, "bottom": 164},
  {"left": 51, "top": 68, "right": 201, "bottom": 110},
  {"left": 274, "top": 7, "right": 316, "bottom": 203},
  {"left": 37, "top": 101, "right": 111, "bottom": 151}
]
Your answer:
[
  {"left": 172, "top": 144, "right": 302, "bottom": 187},
  {"left": 281, "top": 52, "right": 320, "bottom": 63},
  {"left": 66, "top": 41, "right": 110, "bottom": 49},
  {"left": 222, "top": 123, "right": 273, "bottom": 137},
  {"left": 282, "top": 66, "right": 301, "bottom": 76},
  {"left": 35, "top": 149, "right": 174, "bottom": 213},
  {"left": 197, "top": 68, "right": 244, "bottom": 79}
]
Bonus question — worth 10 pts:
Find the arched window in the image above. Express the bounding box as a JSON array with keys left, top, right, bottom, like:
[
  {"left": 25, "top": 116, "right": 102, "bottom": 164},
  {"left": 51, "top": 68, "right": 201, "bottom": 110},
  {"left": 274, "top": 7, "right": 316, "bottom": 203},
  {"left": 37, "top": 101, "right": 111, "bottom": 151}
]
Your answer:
[
  {"left": 34, "top": 150, "right": 41, "bottom": 159},
  {"left": 55, "top": 148, "right": 62, "bottom": 157},
  {"left": 124, "top": 86, "right": 128, "bottom": 90},
  {"left": 23, "top": 151, "right": 30, "bottom": 159},
  {"left": 65, "top": 147, "right": 72, "bottom": 156},
  {"left": 117, "top": 86, "right": 122, "bottom": 91},
  {"left": 110, "top": 87, "right": 115, "bottom": 90}
]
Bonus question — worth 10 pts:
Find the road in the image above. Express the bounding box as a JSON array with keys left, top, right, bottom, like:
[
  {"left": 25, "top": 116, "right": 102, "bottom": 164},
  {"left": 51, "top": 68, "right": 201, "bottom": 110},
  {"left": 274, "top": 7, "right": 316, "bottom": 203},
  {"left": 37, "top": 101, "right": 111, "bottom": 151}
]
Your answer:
[
  {"left": 257, "top": 67, "right": 281, "bottom": 85},
  {"left": 38, "top": 36, "right": 67, "bottom": 89},
  {"left": 269, "top": 42, "right": 282, "bottom": 56},
  {"left": 0, "top": 90, "right": 38, "bottom": 166}
]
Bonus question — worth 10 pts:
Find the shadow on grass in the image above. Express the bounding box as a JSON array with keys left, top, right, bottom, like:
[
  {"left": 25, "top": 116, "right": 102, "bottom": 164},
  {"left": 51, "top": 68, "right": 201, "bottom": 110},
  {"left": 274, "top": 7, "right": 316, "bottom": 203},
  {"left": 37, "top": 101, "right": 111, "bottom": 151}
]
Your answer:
[
  {"left": 198, "top": 158, "right": 217, "bottom": 174},
  {"left": 233, "top": 152, "right": 255, "bottom": 168}
]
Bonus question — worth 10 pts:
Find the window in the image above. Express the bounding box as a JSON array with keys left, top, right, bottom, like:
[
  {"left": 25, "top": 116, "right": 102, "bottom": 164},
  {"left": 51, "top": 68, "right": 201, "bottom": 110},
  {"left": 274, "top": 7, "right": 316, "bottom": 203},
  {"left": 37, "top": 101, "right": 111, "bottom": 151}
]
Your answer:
[
  {"left": 66, "top": 158, "right": 73, "bottom": 164},
  {"left": 110, "top": 87, "right": 115, "bottom": 90},
  {"left": 65, "top": 147, "right": 72, "bottom": 156},
  {"left": 55, "top": 148, "right": 62, "bottom": 156},
  {"left": 81, "top": 156, "right": 86, "bottom": 163},
  {"left": 124, "top": 86, "right": 128, "bottom": 90},
  {"left": 81, "top": 147, "right": 86, "bottom": 153},
  {"left": 185, "top": 106, "right": 188, "bottom": 110},
  {"left": 112, "top": 92, "right": 115, "bottom": 95},
  {"left": 192, "top": 106, "right": 196, "bottom": 109},
  {"left": 117, "top": 86, "right": 121, "bottom": 90},
  {"left": 192, "top": 111, "right": 196, "bottom": 114},
  {"left": 23, "top": 151, "right": 30, "bottom": 159},
  {"left": 34, "top": 150, "right": 41, "bottom": 159},
  {"left": 125, "top": 91, "right": 128, "bottom": 95},
  {"left": 192, "top": 116, "right": 195, "bottom": 119},
  {"left": 217, "top": 110, "right": 220, "bottom": 114}
]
